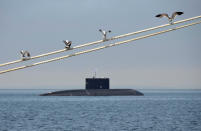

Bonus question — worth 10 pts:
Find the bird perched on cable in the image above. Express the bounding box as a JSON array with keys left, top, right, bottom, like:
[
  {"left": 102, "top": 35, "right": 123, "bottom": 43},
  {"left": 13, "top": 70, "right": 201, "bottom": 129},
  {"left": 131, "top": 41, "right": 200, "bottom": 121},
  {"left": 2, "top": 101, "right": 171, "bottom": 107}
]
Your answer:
[
  {"left": 20, "top": 50, "right": 31, "bottom": 60},
  {"left": 99, "top": 29, "right": 111, "bottom": 41},
  {"left": 155, "top": 12, "right": 184, "bottom": 24},
  {"left": 63, "top": 40, "right": 72, "bottom": 49}
]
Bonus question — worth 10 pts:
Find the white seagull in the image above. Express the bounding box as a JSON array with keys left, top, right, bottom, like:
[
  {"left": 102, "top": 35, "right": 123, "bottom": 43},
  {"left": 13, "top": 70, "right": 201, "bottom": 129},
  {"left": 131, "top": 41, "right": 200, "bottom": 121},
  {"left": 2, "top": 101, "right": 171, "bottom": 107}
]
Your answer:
[
  {"left": 99, "top": 29, "right": 111, "bottom": 41},
  {"left": 20, "top": 50, "right": 31, "bottom": 60},
  {"left": 63, "top": 40, "right": 72, "bottom": 49},
  {"left": 155, "top": 12, "right": 184, "bottom": 24}
]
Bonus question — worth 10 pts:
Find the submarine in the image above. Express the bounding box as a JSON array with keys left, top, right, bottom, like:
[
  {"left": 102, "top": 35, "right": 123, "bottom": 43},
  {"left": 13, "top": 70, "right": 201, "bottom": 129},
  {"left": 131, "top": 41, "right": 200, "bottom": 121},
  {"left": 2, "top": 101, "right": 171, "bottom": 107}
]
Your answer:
[{"left": 40, "top": 77, "right": 144, "bottom": 96}]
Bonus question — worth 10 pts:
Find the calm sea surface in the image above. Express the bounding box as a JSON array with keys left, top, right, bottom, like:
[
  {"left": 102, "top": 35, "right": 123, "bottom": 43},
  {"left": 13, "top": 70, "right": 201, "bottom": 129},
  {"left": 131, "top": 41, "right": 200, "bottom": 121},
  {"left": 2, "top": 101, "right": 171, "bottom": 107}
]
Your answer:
[{"left": 0, "top": 89, "right": 201, "bottom": 131}]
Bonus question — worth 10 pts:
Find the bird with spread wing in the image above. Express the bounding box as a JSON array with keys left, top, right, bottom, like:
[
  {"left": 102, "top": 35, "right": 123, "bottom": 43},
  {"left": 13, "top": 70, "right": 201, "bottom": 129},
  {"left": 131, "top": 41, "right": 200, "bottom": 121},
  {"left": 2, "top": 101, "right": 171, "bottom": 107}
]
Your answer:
[{"left": 155, "top": 12, "right": 184, "bottom": 24}]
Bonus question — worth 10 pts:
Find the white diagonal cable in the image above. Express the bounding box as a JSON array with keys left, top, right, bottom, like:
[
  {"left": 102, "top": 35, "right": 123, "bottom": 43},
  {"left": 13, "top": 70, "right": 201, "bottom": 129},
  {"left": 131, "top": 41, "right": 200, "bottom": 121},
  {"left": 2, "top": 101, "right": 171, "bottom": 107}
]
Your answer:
[
  {"left": 1, "top": 15, "right": 200, "bottom": 67},
  {"left": 0, "top": 20, "right": 200, "bottom": 75}
]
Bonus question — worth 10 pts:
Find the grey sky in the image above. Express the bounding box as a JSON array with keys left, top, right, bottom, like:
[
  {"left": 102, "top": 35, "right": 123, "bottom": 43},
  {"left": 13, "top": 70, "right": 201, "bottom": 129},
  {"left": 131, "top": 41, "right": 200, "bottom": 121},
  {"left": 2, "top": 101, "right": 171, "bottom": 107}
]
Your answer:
[{"left": 0, "top": 0, "right": 201, "bottom": 89}]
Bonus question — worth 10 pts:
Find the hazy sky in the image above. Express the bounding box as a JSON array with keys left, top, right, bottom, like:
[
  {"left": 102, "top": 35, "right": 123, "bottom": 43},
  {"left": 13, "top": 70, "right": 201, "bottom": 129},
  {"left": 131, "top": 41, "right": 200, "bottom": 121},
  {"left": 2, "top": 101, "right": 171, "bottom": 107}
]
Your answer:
[{"left": 0, "top": 0, "right": 201, "bottom": 89}]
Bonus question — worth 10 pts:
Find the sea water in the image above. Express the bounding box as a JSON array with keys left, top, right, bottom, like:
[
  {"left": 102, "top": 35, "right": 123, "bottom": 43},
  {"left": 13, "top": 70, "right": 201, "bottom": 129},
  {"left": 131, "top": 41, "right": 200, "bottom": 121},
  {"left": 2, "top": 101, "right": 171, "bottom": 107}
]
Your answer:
[{"left": 0, "top": 89, "right": 201, "bottom": 131}]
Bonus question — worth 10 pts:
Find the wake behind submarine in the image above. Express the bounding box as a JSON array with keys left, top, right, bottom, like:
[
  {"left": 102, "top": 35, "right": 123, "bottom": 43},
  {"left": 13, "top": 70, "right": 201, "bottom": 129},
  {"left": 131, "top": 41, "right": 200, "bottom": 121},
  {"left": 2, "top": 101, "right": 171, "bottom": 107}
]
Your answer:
[{"left": 40, "top": 77, "right": 144, "bottom": 96}]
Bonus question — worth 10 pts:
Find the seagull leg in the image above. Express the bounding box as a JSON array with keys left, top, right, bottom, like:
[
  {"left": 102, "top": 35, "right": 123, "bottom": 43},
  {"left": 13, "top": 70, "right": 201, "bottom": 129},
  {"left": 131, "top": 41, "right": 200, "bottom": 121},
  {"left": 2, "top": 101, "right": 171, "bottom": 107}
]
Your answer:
[{"left": 169, "top": 19, "right": 174, "bottom": 25}]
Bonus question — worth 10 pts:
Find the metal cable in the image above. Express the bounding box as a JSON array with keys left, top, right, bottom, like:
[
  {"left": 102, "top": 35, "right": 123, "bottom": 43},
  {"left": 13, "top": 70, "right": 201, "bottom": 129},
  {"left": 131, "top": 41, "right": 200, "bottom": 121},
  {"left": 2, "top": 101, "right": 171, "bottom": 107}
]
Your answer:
[
  {"left": 1, "top": 15, "right": 201, "bottom": 67},
  {"left": 0, "top": 20, "right": 200, "bottom": 75}
]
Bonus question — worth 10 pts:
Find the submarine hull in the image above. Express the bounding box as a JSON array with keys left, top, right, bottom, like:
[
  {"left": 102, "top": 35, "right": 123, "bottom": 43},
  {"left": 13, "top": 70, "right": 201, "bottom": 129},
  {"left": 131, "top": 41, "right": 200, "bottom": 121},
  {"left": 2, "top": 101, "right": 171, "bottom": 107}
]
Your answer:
[{"left": 40, "top": 89, "right": 144, "bottom": 96}]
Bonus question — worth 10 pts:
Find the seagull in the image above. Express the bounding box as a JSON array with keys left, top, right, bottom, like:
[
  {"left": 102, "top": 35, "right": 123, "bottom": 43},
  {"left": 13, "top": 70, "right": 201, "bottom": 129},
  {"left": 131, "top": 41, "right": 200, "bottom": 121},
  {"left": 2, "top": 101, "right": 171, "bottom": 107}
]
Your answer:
[
  {"left": 63, "top": 40, "right": 72, "bottom": 49},
  {"left": 155, "top": 12, "right": 184, "bottom": 24},
  {"left": 99, "top": 29, "right": 111, "bottom": 41},
  {"left": 20, "top": 50, "right": 26, "bottom": 57},
  {"left": 20, "top": 50, "right": 31, "bottom": 60}
]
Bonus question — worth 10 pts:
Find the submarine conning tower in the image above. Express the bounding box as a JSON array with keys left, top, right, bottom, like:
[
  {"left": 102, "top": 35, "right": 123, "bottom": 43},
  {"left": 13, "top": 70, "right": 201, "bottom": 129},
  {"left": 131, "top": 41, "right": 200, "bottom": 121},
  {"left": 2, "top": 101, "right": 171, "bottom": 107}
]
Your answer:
[{"left": 85, "top": 77, "right": 109, "bottom": 89}]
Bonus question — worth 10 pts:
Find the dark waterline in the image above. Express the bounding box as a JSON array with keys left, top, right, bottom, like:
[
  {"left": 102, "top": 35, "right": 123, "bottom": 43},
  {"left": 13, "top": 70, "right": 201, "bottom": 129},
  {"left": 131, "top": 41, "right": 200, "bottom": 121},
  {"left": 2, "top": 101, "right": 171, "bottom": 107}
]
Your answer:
[{"left": 0, "top": 89, "right": 201, "bottom": 131}]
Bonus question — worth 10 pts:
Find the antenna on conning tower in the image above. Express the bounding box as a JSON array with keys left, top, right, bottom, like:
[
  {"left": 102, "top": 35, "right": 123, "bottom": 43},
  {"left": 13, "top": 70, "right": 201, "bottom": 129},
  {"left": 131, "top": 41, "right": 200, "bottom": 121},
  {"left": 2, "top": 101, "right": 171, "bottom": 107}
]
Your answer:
[
  {"left": 93, "top": 70, "right": 96, "bottom": 78},
  {"left": 93, "top": 68, "right": 98, "bottom": 78}
]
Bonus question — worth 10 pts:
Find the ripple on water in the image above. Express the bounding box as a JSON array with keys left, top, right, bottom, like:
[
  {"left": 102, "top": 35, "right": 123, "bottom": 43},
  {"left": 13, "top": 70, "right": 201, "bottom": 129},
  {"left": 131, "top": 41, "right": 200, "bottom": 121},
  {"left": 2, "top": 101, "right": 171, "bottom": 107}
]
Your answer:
[{"left": 0, "top": 90, "right": 201, "bottom": 131}]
